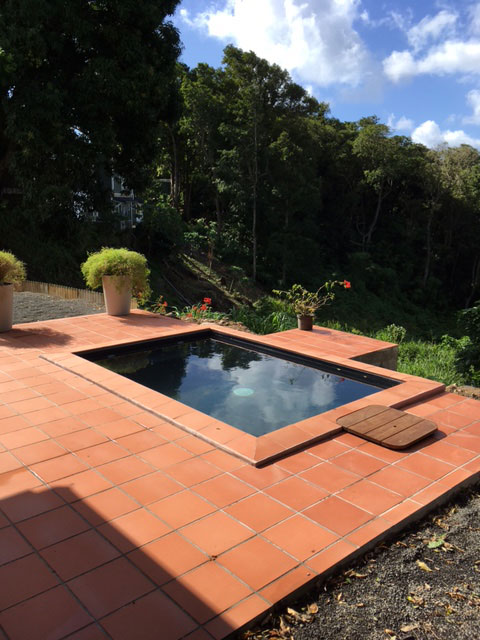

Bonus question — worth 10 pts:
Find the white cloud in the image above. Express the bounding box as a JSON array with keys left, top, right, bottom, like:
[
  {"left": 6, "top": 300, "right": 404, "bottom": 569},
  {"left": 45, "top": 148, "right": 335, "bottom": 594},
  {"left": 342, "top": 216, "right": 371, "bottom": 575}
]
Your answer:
[
  {"left": 463, "top": 88, "right": 480, "bottom": 124},
  {"left": 387, "top": 113, "right": 414, "bottom": 132},
  {"left": 411, "top": 120, "right": 480, "bottom": 149},
  {"left": 382, "top": 7, "right": 480, "bottom": 82},
  {"left": 181, "top": 0, "right": 372, "bottom": 87},
  {"left": 383, "top": 50, "right": 416, "bottom": 82},
  {"left": 396, "top": 115, "right": 415, "bottom": 131},
  {"left": 384, "top": 40, "right": 480, "bottom": 82},
  {"left": 407, "top": 10, "right": 457, "bottom": 52}
]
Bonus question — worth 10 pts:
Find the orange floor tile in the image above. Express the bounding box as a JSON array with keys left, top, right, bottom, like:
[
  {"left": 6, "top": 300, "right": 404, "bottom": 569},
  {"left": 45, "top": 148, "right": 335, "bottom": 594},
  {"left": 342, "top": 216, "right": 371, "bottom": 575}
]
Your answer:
[{"left": 0, "top": 311, "right": 478, "bottom": 639}]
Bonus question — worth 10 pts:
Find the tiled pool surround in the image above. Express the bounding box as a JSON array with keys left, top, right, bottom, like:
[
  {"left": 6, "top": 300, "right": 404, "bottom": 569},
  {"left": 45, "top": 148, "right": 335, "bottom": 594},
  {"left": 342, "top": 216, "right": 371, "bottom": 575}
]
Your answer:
[
  {"left": 1, "top": 311, "right": 479, "bottom": 640},
  {"left": 44, "top": 323, "right": 444, "bottom": 466}
]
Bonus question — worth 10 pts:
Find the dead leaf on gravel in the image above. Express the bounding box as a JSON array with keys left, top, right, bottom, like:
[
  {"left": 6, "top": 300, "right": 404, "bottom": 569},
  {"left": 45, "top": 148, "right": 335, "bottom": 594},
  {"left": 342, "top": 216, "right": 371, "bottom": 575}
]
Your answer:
[
  {"left": 307, "top": 603, "right": 318, "bottom": 614},
  {"left": 417, "top": 560, "right": 433, "bottom": 572},
  {"left": 384, "top": 629, "right": 396, "bottom": 637},
  {"left": 278, "top": 616, "right": 290, "bottom": 634},
  {"left": 407, "top": 595, "right": 425, "bottom": 607},
  {"left": 285, "top": 607, "right": 311, "bottom": 624}
]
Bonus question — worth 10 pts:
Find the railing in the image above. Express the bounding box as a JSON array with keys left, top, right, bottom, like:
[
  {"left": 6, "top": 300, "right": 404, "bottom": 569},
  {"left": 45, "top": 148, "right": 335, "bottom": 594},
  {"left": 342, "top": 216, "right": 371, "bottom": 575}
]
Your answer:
[{"left": 19, "top": 280, "right": 138, "bottom": 309}]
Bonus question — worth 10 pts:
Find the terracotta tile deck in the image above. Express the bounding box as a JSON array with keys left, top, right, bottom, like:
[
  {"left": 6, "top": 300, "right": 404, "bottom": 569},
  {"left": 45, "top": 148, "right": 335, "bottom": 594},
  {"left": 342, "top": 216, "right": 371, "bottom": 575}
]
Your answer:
[{"left": 0, "top": 311, "right": 478, "bottom": 639}]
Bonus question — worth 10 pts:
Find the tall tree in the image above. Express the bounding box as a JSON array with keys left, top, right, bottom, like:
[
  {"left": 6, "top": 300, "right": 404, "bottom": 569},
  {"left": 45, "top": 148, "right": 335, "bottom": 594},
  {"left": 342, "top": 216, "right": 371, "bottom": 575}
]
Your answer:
[
  {"left": 0, "top": 0, "right": 181, "bottom": 232},
  {"left": 220, "top": 46, "right": 326, "bottom": 281}
]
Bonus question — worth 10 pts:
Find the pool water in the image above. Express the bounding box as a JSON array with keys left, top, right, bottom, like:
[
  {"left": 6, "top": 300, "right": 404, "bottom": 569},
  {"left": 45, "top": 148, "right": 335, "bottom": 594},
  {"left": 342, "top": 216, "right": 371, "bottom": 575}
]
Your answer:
[{"left": 84, "top": 335, "right": 394, "bottom": 437}]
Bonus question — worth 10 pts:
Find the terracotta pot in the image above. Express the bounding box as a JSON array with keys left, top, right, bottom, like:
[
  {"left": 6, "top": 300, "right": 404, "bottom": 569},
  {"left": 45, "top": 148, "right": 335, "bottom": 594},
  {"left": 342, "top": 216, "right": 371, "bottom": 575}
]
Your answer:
[
  {"left": 102, "top": 275, "right": 132, "bottom": 316},
  {"left": 297, "top": 314, "right": 313, "bottom": 331},
  {"left": 0, "top": 283, "right": 14, "bottom": 332}
]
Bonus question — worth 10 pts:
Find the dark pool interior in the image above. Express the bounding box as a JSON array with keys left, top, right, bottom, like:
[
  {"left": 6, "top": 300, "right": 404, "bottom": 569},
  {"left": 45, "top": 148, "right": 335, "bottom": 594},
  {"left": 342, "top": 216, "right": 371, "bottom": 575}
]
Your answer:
[{"left": 80, "top": 332, "right": 399, "bottom": 437}]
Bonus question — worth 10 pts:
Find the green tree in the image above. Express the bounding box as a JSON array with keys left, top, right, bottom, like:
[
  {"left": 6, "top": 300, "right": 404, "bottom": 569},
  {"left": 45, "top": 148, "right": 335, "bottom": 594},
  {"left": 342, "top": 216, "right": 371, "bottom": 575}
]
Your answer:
[
  {"left": 0, "top": 0, "right": 180, "bottom": 280},
  {"left": 219, "top": 46, "right": 326, "bottom": 281}
]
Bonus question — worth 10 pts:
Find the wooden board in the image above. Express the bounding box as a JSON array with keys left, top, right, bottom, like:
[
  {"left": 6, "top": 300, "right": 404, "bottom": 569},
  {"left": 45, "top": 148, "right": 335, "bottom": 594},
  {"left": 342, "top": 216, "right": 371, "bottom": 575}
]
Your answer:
[{"left": 337, "top": 405, "right": 437, "bottom": 450}]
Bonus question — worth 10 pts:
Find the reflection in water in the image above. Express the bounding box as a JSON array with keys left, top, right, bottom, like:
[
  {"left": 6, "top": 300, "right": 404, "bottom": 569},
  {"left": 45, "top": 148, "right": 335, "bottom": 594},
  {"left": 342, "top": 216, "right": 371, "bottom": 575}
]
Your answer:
[
  {"left": 96, "top": 351, "right": 151, "bottom": 375},
  {"left": 92, "top": 338, "right": 381, "bottom": 437}
]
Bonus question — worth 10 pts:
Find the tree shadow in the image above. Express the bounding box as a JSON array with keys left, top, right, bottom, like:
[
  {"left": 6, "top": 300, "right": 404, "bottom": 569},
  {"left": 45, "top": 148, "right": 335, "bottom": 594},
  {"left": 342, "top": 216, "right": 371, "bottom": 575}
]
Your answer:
[
  {"left": 0, "top": 483, "right": 252, "bottom": 639},
  {"left": 0, "top": 326, "right": 74, "bottom": 350}
]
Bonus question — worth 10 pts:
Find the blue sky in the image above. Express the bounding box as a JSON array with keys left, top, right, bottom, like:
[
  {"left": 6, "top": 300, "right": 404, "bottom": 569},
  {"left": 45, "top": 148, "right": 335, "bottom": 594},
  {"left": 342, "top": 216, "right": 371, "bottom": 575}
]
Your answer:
[{"left": 172, "top": 0, "right": 480, "bottom": 148}]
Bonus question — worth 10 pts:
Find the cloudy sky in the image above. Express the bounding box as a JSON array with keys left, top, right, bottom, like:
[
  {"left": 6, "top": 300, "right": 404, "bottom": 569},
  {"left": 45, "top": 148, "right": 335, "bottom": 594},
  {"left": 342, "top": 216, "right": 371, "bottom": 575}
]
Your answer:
[{"left": 173, "top": 0, "right": 480, "bottom": 149}]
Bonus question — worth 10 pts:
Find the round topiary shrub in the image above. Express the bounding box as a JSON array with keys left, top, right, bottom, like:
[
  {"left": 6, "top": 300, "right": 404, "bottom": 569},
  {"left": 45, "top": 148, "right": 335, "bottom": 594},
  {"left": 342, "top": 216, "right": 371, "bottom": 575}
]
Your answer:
[
  {"left": 0, "top": 250, "right": 26, "bottom": 284},
  {"left": 81, "top": 247, "right": 150, "bottom": 295}
]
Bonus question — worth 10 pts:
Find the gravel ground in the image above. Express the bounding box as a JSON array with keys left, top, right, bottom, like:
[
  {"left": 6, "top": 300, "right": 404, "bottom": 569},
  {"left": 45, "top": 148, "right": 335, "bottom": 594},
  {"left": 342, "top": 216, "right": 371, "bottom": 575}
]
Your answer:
[
  {"left": 244, "top": 486, "right": 480, "bottom": 640},
  {"left": 12, "top": 291, "right": 104, "bottom": 324}
]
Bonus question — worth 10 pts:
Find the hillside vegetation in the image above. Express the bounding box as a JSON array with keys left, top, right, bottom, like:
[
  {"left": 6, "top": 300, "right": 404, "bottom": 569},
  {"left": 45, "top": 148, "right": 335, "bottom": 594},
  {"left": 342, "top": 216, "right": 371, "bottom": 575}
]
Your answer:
[{"left": 2, "top": 6, "right": 480, "bottom": 387}]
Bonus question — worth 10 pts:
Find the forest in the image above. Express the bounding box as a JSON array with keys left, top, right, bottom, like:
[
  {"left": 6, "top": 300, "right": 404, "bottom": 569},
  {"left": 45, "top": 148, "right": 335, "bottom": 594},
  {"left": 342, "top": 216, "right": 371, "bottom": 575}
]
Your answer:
[{"left": 1, "top": 0, "right": 480, "bottom": 384}]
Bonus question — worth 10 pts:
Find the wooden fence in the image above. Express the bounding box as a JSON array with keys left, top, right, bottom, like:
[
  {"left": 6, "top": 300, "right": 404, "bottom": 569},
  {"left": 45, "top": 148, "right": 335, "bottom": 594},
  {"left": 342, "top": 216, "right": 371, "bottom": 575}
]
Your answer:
[{"left": 19, "top": 280, "right": 138, "bottom": 309}]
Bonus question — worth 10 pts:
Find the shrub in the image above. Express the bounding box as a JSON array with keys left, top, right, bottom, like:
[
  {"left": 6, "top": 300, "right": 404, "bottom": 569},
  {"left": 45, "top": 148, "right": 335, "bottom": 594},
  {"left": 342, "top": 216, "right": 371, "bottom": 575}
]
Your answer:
[
  {"left": 0, "top": 250, "right": 26, "bottom": 284},
  {"left": 81, "top": 247, "right": 150, "bottom": 295},
  {"left": 375, "top": 324, "right": 407, "bottom": 344}
]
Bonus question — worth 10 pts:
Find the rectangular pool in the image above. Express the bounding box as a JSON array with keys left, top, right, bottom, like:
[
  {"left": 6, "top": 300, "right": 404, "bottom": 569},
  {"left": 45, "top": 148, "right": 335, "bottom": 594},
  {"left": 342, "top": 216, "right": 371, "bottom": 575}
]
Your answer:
[{"left": 81, "top": 332, "right": 399, "bottom": 437}]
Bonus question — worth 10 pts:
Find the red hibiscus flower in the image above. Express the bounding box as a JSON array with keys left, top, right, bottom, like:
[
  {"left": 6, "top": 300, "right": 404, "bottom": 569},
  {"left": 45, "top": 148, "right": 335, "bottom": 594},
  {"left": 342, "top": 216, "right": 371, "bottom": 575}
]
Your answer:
[
  {"left": 200, "top": 304, "right": 207, "bottom": 311},
  {"left": 343, "top": 280, "right": 351, "bottom": 289},
  {"left": 203, "top": 297, "right": 212, "bottom": 304}
]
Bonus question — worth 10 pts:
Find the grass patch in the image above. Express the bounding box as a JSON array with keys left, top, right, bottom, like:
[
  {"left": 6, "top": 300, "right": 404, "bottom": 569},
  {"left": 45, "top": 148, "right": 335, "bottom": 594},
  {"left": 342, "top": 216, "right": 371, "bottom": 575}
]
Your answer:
[{"left": 397, "top": 338, "right": 466, "bottom": 386}]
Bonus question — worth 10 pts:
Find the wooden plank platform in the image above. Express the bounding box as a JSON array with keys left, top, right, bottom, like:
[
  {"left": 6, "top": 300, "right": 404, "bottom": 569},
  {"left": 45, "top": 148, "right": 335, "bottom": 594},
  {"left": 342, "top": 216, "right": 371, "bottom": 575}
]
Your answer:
[{"left": 337, "top": 405, "right": 437, "bottom": 450}]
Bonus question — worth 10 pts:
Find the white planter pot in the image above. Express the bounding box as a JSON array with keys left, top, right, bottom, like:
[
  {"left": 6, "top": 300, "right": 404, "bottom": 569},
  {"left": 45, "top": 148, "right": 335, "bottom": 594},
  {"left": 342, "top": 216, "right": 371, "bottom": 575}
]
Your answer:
[
  {"left": 102, "top": 275, "right": 132, "bottom": 316},
  {"left": 0, "top": 283, "right": 14, "bottom": 332}
]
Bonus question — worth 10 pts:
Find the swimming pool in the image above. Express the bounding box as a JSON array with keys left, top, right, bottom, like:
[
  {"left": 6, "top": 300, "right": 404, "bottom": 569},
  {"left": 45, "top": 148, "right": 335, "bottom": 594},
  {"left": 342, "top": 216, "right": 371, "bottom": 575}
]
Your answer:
[{"left": 81, "top": 331, "right": 399, "bottom": 437}]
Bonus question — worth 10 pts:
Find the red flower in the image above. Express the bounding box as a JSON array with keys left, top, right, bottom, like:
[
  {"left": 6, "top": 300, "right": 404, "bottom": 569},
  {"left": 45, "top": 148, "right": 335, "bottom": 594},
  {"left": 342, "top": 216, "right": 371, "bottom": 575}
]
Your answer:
[
  {"left": 163, "top": 301, "right": 168, "bottom": 307},
  {"left": 186, "top": 312, "right": 192, "bottom": 318},
  {"left": 200, "top": 304, "right": 207, "bottom": 311},
  {"left": 203, "top": 297, "right": 211, "bottom": 304},
  {"left": 343, "top": 280, "right": 351, "bottom": 289}
]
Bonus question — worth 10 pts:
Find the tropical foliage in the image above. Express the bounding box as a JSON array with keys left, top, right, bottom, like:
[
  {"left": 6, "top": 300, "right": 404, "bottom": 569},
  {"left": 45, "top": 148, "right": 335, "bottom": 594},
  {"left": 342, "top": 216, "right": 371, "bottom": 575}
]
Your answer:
[
  {"left": 81, "top": 248, "right": 150, "bottom": 295},
  {"left": 0, "top": 250, "right": 26, "bottom": 284}
]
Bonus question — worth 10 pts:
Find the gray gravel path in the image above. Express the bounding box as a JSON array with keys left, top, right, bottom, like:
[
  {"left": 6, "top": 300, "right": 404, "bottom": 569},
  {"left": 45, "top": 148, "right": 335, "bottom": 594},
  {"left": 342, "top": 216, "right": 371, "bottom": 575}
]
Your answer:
[{"left": 13, "top": 291, "right": 104, "bottom": 324}]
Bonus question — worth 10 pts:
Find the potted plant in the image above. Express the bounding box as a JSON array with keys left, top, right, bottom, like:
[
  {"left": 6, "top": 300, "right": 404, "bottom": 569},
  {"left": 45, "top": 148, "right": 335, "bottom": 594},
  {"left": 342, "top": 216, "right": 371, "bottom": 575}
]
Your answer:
[
  {"left": 81, "top": 247, "right": 150, "bottom": 316},
  {"left": 274, "top": 280, "right": 351, "bottom": 330},
  {"left": 0, "top": 250, "right": 26, "bottom": 332}
]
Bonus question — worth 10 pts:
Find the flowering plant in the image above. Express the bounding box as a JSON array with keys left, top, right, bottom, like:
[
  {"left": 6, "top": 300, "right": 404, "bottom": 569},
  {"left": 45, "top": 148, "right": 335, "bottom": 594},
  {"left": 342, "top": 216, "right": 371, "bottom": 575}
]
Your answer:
[
  {"left": 274, "top": 280, "right": 351, "bottom": 316},
  {"left": 182, "top": 297, "right": 223, "bottom": 321},
  {"left": 151, "top": 295, "right": 169, "bottom": 315}
]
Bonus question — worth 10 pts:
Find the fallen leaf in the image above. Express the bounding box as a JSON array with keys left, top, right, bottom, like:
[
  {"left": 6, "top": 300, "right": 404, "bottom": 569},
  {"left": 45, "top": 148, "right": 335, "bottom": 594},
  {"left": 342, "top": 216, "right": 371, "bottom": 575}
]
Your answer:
[
  {"left": 427, "top": 534, "right": 446, "bottom": 549},
  {"left": 417, "top": 560, "right": 433, "bottom": 572},
  {"left": 307, "top": 603, "right": 318, "bottom": 614},
  {"left": 279, "top": 616, "right": 290, "bottom": 633},
  {"left": 401, "top": 624, "right": 419, "bottom": 632},
  {"left": 407, "top": 595, "right": 425, "bottom": 606}
]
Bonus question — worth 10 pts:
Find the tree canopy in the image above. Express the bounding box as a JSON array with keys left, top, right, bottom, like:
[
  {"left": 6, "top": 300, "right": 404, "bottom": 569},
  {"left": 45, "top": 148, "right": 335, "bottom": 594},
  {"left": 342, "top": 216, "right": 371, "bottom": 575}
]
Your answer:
[
  {"left": 2, "top": 29, "right": 480, "bottom": 312},
  {"left": 0, "top": 0, "right": 180, "bottom": 280}
]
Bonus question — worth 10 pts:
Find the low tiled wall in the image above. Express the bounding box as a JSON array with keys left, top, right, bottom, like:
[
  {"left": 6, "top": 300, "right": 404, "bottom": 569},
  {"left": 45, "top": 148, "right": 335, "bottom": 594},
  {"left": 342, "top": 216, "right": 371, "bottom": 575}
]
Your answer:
[{"left": 353, "top": 346, "right": 398, "bottom": 371}]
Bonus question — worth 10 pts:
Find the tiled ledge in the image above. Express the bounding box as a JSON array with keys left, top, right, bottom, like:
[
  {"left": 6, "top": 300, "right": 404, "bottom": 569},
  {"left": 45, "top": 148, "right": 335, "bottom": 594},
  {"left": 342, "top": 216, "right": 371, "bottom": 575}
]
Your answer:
[{"left": 42, "top": 322, "right": 443, "bottom": 467}]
